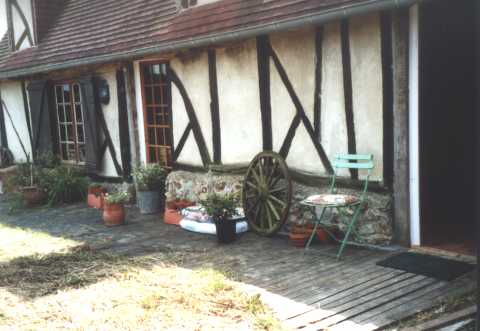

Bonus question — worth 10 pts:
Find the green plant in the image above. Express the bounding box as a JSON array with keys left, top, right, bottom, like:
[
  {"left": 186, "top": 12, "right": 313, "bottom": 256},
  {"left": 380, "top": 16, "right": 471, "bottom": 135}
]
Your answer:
[
  {"left": 35, "top": 152, "right": 61, "bottom": 169},
  {"left": 133, "top": 164, "right": 167, "bottom": 192},
  {"left": 104, "top": 191, "right": 129, "bottom": 205},
  {"left": 200, "top": 193, "right": 238, "bottom": 222},
  {"left": 39, "top": 166, "right": 89, "bottom": 206},
  {"left": 8, "top": 161, "right": 41, "bottom": 188}
]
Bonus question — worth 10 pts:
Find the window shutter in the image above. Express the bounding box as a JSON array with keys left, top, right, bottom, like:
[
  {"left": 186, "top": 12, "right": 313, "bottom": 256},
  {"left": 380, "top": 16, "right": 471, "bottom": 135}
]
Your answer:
[
  {"left": 27, "top": 80, "right": 53, "bottom": 158},
  {"left": 78, "top": 76, "right": 100, "bottom": 173}
]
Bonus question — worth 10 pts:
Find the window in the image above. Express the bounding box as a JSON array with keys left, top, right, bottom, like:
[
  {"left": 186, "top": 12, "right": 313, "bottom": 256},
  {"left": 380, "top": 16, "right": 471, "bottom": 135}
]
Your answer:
[
  {"left": 54, "top": 83, "right": 86, "bottom": 163},
  {"left": 140, "top": 63, "right": 173, "bottom": 167}
]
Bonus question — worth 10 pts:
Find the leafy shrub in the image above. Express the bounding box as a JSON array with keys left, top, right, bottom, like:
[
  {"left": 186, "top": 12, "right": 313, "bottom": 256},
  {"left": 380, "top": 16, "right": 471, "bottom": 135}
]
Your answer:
[
  {"left": 133, "top": 164, "right": 167, "bottom": 192},
  {"left": 200, "top": 193, "right": 238, "bottom": 222},
  {"left": 104, "top": 191, "right": 129, "bottom": 205},
  {"left": 39, "top": 166, "right": 89, "bottom": 206},
  {"left": 8, "top": 162, "right": 41, "bottom": 188}
]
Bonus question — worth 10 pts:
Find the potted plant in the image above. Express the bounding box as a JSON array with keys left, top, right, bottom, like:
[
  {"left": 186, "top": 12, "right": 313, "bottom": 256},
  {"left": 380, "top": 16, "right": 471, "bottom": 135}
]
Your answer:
[
  {"left": 103, "top": 191, "right": 129, "bottom": 227},
  {"left": 289, "top": 222, "right": 311, "bottom": 247},
  {"left": 87, "top": 183, "right": 107, "bottom": 209},
  {"left": 201, "top": 193, "right": 238, "bottom": 244},
  {"left": 11, "top": 160, "right": 46, "bottom": 207},
  {"left": 133, "top": 164, "right": 167, "bottom": 214}
]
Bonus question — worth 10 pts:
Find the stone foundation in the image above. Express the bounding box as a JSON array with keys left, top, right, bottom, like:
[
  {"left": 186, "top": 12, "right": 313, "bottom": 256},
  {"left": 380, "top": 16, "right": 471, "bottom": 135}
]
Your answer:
[{"left": 165, "top": 170, "right": 393, "bottom": 245}]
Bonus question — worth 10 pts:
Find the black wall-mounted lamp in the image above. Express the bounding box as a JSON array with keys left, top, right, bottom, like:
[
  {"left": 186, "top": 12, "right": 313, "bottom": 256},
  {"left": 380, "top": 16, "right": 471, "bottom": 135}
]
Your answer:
[{"left": 97, "top": 79, "right": 110, "bottom": 105}]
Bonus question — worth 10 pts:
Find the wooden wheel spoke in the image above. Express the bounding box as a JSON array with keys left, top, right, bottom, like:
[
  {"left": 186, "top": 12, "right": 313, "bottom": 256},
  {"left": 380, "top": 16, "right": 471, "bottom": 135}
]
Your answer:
[{"left": 242, "top": 151, "right": 292, "bottom": 236}]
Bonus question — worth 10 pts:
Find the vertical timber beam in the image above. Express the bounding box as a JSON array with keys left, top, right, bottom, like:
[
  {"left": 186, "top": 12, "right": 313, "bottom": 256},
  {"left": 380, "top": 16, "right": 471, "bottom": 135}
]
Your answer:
[
  {"left": 392, "top": 8, "right": 410, "bottom": 246},
  {"left": 21, "top": 80, "right": 33, "bottom": 153},
  {"left": 340, "top": 19, "right": 358, "bottom": 179},
  {"left": 0, "top": 88, "right": 7, "bottom": 148},
  {"left": 116, "top": 68, "right": 132, "bottom": 180},
  {"left": 208, "top": 49, "right": 221, "bottom": 164},
  {"left": 313, "top": 26, "right": 323, "bottom": 141},
  {"left": 257, "top": 35, "right": 273, "bottom": 151},
  {"left": 124, "top": 63, "right": 140, "bottom": 169},
  {"left": 474, "top": 0, "right": 480, "bottom": 326},
  {"left": 381, "top": 12, "right": 394, "bottom": 190}
]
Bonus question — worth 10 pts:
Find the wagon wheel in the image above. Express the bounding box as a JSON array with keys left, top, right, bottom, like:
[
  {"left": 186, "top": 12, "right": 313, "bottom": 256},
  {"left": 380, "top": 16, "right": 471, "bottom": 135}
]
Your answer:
[{"left": 242, "top": 151, "right": 292, "bottom": 236}]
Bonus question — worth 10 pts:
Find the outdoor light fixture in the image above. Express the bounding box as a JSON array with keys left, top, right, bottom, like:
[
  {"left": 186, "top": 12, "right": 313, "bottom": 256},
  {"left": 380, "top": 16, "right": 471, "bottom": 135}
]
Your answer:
[{"left": 97, "top": 79, "right": 110, "bottom": 105}]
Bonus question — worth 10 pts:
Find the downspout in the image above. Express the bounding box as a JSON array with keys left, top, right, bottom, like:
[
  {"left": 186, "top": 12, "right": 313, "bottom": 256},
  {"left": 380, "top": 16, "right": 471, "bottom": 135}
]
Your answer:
[
  {"left": 0, "top": 86, "right": 8, "bottom": 148},
  {"left": 0, "top": 0, "right": 423, "bottom": 79}
]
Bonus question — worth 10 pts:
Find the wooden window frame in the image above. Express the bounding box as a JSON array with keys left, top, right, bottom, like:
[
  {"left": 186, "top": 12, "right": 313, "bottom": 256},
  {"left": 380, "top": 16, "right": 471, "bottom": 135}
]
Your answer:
[
  {"left": 54, "top": 81, "right": 86, "bottom": 165},
  {"left": 139, "top": 61, "right": 174, "bottom": 167}
]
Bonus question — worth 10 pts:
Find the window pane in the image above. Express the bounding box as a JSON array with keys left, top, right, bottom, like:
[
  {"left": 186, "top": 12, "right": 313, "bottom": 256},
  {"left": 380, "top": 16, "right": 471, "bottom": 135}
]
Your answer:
[
  {"left": 60, "top": 124, "right": 66, "bottom": 141},
  {"left": 67, "top": 124, "right": 75, "bottom": 141},
  {"left": 148, "top": 128, "right": 155, "bottom": 145},
  {"left": 56, "top": 86, "right": 63, "bottom": 104},
  {"left": 153, "top": 87, "right": 162, "bottom": 104},
  {"left": 156, "top": 128, "right": 164, "bottom": 145},
  {"left": 63, "top": 84, "right": 71, "bottom": 103},
  {"left": 65, "top": 104, "right": 72, "bottom": 122},
  {"left": 78, "top": 144, "right": 86, "bottom": 162},
  {"left": 143, "top": 65, "right": 152, "bottom": 85},
  {"left": 73, "top": 84, "right": 81, "bottom": 103},
  {"left": 57, "top": 105, "right": 65, "bottom": 122},
  {"left": 77, "top": 125, "right": 85, "bottom": 143},
  {"left": 147, "top": 107, "right": 154, "bottom": 124},
  {"left": 152, "top": 64, "right": 161, "bottom": 84},
  {"left": 149, "top": 147, "right": 157, "bottom": 162},
  {"left": 67, "top": 144, "right": 76, "bottom": 161},
  {"left": 145, "top": 87, "right": 153, "bottom": 105},
  {"left": 75, "top": 104, "right": 83, "bottom": 123}
]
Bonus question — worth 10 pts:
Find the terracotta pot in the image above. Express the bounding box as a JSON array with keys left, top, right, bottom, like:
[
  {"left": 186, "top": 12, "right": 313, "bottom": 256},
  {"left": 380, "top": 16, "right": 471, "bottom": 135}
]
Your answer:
[
  {"left": 289, "top": 225, "right": 310, "bottom": 247},
  {"left": 21, "top": 186, "right": 46, "bottom": 207},
  {"left": 166, "top": 199, "right": 195, "bottom": 210},
  {"left": 103, "top": 203, "right": 125, "bottom": 227},
  {"left": 164, "top": 208, "right": 183, "bottom": 225},
  {"left": 87, "top": 187, "right": 106, "bottom": 209}
]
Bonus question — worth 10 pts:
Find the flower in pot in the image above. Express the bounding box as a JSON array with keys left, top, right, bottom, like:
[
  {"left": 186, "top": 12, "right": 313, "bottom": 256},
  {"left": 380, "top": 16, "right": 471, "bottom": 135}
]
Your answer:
[
  {"left": 201, "top": 193, "right": 239, "bottom": 244},
  {"left": 11, "top": 160, "right": 46, "bottom": 207},
  {"left": 87, "top": 183, "right": 107, "bottom": 209},
  {"left": 133, "top": 164, "right": 167, "bottom": 215},
  {"left": 103, "top": 191, "right": 129, "bottom": 227}
]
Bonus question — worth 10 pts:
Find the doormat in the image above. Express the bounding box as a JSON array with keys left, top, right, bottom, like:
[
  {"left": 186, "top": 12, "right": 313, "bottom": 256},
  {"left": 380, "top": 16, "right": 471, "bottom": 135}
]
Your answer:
[{"left": 376, "top": 252, "right": 475, "bottom": 281}]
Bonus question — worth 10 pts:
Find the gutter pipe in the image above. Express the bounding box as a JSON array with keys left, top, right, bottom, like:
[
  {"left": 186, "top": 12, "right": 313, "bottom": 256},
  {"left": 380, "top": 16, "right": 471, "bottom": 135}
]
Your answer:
[{"left": 0, "top": 0, "right": 421, "bottom": 79}]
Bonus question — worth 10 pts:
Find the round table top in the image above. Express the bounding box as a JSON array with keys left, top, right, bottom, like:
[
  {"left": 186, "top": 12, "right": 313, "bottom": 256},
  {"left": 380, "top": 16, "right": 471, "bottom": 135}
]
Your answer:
[{"left": 300, "top": 194, "right": 359, "bottom": 207}]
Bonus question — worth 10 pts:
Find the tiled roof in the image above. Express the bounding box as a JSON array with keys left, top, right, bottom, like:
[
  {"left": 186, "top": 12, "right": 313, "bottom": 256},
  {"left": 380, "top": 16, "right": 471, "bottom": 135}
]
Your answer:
[{"left": 0, "top": 0, "right": 415, "bottom": 78}]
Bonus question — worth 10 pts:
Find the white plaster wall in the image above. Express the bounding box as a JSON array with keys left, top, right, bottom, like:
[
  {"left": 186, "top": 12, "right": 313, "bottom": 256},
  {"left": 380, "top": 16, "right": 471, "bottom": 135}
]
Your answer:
[
  {"left": 350, "top": 13, "right": 384, "bottom": 180},
  {"left": 12, "top": 0, "right": 33, "bottom": 49},
  {"left": 171, "top": 52, "right": 212, "bottom": 166},
  {"left": 0, "top": 0, "right": 7, "bottom": 38},
  {"left": 269, "top": 27, "right": 323, "bottom": 174},
  {"left": 0, "top": 81, "right": 32, "bottom": 162},
  {"left": 216, "top": 39, "right": 263, "bottom": 164},
  {"left": 322, "top": 22, "right": 349, "bottom": 177},
  {"left": 95, "top": 67, "right": 121, "bottom": 178}
]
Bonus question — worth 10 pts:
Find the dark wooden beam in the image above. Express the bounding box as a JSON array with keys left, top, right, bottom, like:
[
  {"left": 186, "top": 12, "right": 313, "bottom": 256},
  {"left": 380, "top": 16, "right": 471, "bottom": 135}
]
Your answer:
[
  {"left": 269, "top": 43, "right": 334, "bottom": 174},
  {"left": 279, "top": 115, "right": 301, "bottom": 159},
  {"left": 173, "top": 123, "right": 192, "bottom": 162},
  {"left": 391, "top": 8, "right": 410, "bottom": 246},
  {"left": 10, "top": 0, "right": 33, "bottom": 47},
  {"left": 20, "top": 80, "right": 33, "bottom": 152},
  {"left": 208, "top": 49, "right": 221, "bottom": 164},
  {"left": 0, "top": 89, "right": 8, "bottom": 148},
  {"left": 340, "top": 19, "right": 358, "bottom": 179},
  {"left": 169, "top": 68, "right": 211, "bottom": 167},
  {"left": 256, "top": 36, "right": 273, "bottom": 151},
  {"left": 116, "top": 69, "right": 132, "bottom": 180},
  {"left": 124, "top": 63, "right": 141, "bottom": 168},
  {"left": 15, "top": 29, "right": 28, "bottom": 50},
  {"left": 313, "top": 26, "right": 324, "bottom": 141},
  {"left": 381, "top": 12, "right": 394, "bottom": 191}
]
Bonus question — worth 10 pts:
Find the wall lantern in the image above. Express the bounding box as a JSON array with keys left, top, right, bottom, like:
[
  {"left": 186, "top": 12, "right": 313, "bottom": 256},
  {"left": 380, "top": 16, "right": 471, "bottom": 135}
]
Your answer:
[{"left": 97, "top": 79, "right": 110, "bottom": 105}]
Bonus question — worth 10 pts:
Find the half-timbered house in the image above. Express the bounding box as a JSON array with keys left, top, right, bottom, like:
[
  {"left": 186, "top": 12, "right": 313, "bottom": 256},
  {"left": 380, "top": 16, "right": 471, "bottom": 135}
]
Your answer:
[{"left": 0, "top": 0, "right": 475, "bottom": 252}]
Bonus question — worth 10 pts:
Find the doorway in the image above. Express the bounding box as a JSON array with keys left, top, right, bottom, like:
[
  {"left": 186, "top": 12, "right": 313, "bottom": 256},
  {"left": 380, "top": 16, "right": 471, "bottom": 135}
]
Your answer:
[{"left": 419, "top": 0, "right": 475, "bottom": 255}]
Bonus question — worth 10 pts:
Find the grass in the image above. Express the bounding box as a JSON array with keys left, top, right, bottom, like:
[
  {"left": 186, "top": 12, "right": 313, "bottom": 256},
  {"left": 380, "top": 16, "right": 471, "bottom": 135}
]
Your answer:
[{"left": 0, "top": 224, "right": 284, "bottom": 330}]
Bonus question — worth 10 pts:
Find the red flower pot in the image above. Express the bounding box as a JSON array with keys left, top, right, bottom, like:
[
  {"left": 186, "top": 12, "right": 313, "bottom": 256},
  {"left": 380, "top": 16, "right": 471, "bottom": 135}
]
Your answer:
[
  {"left": 21, "top": 186, "right": 46, "bottom": 207},
  {"left": 87, "top": 187, "right": 107, "bottom": 209},
  {"left": 103, "top": 203, "right": 125, "bottom": 227},
  {"left": 164, "top": 208, "right": 183, "bottom": 225}
]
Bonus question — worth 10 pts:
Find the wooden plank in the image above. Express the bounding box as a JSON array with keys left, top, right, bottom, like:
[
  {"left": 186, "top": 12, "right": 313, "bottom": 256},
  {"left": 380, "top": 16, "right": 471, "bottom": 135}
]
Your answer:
[
  {"left": 173, "top": 123, "right": 192, "bottom": 162},
  {"left": 279, "top": 115, "right": 301, "bottom": 159},
  {"left": 340, "top": 19, "right": 358, "bottom": 179},
  {"left": 0, "top": 88, "right": 8, "bottom": 148},
  {"left": 296, "top": 277, "right": 437, "bottom": 331},
  {"left": 391, "top": 8, "right": 411, "bottom": 245},
  {"left": 116, "top": 69, "right": 132, "bottom": 179},
  {"left": 403, "top": 306, "right": 476, "bottom": 331},
  {"left": 257, "top": 35, "right": 273, "bottom": 151},
  {"left": 208, "top": 49, "right": 221, "bottom": 164}
]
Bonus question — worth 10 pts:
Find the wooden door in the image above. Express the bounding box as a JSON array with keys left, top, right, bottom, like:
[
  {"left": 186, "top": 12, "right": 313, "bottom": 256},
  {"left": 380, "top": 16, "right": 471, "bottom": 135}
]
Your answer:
[{"left": 140, "top": 62, "right": 173, "bottom": 167}]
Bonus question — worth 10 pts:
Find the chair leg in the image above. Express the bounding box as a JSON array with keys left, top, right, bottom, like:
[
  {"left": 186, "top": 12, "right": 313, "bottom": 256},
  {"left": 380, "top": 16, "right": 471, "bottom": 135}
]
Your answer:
[
  {"left": 336, "top": 204, "right": 363, "bottom": 260},
  {"left": 305, "top": 207, "right": 326, "bottom": 250}
]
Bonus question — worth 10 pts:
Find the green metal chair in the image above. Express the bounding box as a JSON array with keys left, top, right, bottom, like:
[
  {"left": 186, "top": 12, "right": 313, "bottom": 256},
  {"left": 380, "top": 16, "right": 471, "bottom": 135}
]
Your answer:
[{"left": 302, "top": 154, "right": 374, "bottom": 260}]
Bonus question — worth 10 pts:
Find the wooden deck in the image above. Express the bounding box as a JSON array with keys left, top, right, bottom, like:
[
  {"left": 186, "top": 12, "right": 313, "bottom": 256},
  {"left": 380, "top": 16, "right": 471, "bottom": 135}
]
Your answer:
[{"left": 0, "top": 199, "right": 476, "bottom": 330}]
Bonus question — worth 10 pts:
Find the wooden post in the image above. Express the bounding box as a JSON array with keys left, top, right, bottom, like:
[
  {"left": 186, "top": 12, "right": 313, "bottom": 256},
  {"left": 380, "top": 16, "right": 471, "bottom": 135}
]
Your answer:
[
  {"left": 474, "top": 0, "right": 480, "bottom": 327},
  {"left": 123, "top": 63, "right": 141, "bottom": 168},
  {"left": 391, "top": 8, "right": 410, "bottom": 246}
]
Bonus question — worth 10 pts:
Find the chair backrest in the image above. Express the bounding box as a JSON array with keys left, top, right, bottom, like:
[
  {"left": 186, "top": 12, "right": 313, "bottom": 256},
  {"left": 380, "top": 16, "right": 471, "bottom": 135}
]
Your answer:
[{"left": 330, "top": 154, "right": 374, "bottom": 196}]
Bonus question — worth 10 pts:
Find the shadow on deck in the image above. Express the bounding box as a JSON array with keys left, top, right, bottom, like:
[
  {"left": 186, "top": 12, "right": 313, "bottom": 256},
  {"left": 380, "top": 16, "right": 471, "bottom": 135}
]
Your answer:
[{"left": 0, "top": 197, "right": 476, "bottom": 331}]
